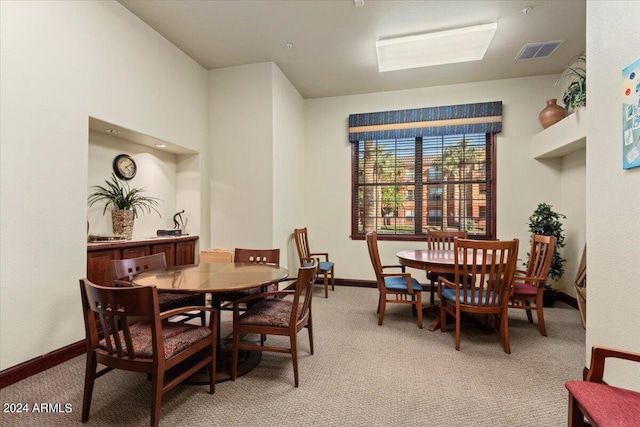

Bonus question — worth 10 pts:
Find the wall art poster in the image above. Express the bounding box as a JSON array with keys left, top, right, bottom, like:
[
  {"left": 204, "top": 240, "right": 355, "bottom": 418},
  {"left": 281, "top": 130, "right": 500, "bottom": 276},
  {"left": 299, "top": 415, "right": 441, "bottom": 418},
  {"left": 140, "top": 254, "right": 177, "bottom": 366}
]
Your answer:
[{"left": 622, "top": 58, "right": 640, "bottom": 169}]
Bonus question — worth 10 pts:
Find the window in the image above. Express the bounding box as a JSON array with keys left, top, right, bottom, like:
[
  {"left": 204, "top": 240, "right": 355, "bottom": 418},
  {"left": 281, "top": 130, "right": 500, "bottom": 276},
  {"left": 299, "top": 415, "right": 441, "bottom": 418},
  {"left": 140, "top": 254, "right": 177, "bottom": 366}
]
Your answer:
[{"left": 352, "top": 133, "right": 496, "bottom": 240}]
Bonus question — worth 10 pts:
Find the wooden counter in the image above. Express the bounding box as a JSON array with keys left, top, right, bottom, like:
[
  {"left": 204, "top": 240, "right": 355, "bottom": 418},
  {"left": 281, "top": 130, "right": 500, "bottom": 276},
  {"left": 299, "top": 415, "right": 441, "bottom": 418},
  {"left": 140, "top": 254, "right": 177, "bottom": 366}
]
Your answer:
[{"left": 87, "top": 235, "right": 198, "bottom": 286}]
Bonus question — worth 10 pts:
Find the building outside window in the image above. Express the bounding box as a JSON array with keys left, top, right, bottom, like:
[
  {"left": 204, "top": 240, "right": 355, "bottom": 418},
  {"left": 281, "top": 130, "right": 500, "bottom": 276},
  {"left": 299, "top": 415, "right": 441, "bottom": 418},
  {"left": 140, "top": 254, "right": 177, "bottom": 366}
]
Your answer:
[{"left": 352, "top": 133, "right": 495, "bottom": 240}]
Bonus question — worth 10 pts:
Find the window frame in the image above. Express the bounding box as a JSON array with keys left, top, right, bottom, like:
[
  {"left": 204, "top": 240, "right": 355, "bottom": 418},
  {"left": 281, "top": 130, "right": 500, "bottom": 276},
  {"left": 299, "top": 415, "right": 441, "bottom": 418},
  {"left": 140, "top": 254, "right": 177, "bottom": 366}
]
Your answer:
[{"left": 350, "top": 133, "right": 497, "bottom": 241}]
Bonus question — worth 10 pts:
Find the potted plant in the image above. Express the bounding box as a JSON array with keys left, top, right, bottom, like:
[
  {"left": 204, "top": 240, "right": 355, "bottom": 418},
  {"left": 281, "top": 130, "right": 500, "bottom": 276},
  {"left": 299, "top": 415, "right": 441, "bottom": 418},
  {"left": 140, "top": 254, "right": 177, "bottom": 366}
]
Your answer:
[
  {"left": 558, "top": 52, "right": 586, "bottom": 114},
  {"left": 527, "top": 202, "right": 566, "bottom": 307},
  {"left": 88, "top": 173, "right": 162, "bottom": 240}
]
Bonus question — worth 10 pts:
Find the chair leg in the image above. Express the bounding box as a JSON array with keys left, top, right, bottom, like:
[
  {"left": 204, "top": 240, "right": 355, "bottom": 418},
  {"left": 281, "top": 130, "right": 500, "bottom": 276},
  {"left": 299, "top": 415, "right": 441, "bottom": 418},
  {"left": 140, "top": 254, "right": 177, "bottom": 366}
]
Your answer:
[
  {"left": 330, "top": 266, "right": 335, "bottom": 291},
  {"left": 568, "top": 394, "right": 586, "bottom": 427},
  {"left": 307, "top": 308, "right": 314, "bottom": 355},
  {"left": 81, "top": 351, "right": 97, "bottom": 422},
  {"left": 524, "top": 300, "right": 534, "bottom": 323},
  {"left": 430, "top": 278, "right": 436, "bottom": 305},
  {"left": 290, "top": 334, "right": 299, "bottom": 387},
  {"left": 501, "top": 312, "right": 511, "bottom": 354},
  {"left": 378, "top": 293, "right": 386, "bottom": 325},
  {"left": 440, "top": 304, "right": 447, "bottom": 332},
  {"left": 416, "top": 292, "right": 423, "bottom": 329},
  {"left": 231, "top": 327, "right": 239, "bottom": 381},
  {"left": 323, "top": 271, "right": 329, "bottom": 298},
  {"left": 535, "top": 294, "right": 548, "bottom": 337},
  {"left": 455, "top": 306, "right": 461, "bottom": 351},
  {"left": 150, "top": 369, "right": 164, "bottom": 427}
]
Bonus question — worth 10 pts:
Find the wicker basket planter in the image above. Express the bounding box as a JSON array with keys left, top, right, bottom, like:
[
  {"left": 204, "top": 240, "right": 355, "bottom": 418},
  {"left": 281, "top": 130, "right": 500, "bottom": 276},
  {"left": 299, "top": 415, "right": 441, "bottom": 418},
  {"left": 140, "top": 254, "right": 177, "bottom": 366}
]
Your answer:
[{"left": 112, "top": 209, "right": 134, "bottom": 240}]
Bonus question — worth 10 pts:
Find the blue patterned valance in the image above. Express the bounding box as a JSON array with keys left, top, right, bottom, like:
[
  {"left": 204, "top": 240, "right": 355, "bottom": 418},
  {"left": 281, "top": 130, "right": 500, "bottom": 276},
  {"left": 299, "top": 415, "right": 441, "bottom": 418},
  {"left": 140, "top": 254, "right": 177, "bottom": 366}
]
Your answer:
[{"left": 348, "top": 101, "right": 502, "bottom": 142}]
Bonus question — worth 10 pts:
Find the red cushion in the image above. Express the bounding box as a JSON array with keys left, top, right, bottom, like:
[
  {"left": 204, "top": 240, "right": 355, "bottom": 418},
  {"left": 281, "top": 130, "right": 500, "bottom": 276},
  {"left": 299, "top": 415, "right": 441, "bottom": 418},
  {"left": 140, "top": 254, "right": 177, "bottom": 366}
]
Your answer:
[
  {"left": 566, "top": 380, "right": 640, "bottom": 426},
  {"left": 512, "top": 282, "right": 538, "bottom": 296}
]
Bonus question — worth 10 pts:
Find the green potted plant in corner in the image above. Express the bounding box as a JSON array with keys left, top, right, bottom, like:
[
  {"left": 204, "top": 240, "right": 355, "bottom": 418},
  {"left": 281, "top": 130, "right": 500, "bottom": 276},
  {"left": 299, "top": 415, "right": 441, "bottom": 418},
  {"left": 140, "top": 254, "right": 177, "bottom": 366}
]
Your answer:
[
  {"left": 527, "top": 202, "right": 566, "bottom": 307},
  {"left": 88, "top": 173, "right": 162, "bottom": 240},
  {"left": 558, "top": 52, "right": 586, "bottom": 114}
]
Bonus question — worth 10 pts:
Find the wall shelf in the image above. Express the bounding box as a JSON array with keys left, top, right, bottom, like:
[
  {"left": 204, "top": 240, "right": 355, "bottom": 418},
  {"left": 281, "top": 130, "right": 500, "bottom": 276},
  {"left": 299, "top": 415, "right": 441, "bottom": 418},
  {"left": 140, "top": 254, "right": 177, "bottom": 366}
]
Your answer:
[{"left": 532, "top": 107, "right": 587, "bottom": 159}]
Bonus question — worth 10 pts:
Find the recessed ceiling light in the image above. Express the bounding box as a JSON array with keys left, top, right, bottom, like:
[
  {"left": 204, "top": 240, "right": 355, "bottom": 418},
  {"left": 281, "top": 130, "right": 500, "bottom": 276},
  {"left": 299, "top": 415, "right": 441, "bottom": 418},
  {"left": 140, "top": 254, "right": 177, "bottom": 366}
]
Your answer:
[
  {"left": 105, "top": 128, "right": 120, "bottom": 134},
  {"left": 154, "top": 143, "right": 166, "bottom": 148},
  {"left": 376, "top": 23, "right": 498, "bottom": 72}
]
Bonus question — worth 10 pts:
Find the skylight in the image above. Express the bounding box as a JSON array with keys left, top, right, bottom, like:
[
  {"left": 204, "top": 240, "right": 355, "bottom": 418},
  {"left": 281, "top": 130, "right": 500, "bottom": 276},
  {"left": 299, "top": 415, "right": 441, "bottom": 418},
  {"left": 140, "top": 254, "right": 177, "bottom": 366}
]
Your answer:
[{"left": 376, "top": 23, "right": 498, "bottom": 72}]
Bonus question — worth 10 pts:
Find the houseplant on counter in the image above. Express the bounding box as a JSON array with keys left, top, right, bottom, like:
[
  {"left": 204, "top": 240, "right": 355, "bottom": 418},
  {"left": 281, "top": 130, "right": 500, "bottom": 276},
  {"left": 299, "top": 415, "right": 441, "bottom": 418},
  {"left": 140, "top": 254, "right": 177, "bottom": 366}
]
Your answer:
[
  {"left": 88, "top": 173, "right": 162, "bottom": 240},
  {"left": 527, "top": 202, "right": 566, "bottom": 307}
]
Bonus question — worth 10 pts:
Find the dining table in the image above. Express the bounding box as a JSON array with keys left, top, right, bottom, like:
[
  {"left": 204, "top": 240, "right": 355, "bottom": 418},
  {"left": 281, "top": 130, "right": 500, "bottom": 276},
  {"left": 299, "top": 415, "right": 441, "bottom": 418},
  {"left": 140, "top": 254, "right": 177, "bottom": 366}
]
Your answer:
[
  {"left": 396, "top": 248, "right": 487, "bottom": 331},
  {"left": 132, "top": 261, "right": 289, "bottom": 383}
]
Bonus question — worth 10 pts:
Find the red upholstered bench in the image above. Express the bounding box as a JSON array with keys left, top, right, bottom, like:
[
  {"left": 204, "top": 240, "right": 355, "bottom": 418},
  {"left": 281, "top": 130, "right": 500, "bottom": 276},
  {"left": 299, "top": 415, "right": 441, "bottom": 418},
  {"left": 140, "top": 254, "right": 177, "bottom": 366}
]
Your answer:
[{"left": 565, "top": 346, "right": 640, "bottom": 427}]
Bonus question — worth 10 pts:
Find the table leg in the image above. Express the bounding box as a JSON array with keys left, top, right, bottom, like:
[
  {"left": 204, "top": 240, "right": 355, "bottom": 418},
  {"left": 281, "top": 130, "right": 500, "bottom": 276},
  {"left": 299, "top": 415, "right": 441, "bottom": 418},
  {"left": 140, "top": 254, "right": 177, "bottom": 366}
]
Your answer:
[{"left": 421, "top": 304, "right": 441, "bottom": 331}]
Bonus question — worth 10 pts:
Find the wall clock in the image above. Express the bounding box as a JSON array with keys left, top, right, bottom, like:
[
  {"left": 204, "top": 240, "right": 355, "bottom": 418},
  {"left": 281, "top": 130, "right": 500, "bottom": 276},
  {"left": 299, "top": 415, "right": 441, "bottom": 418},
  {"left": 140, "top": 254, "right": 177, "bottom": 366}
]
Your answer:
[{"left": 113, "top": 154, "right": 137, "bottom": 180}]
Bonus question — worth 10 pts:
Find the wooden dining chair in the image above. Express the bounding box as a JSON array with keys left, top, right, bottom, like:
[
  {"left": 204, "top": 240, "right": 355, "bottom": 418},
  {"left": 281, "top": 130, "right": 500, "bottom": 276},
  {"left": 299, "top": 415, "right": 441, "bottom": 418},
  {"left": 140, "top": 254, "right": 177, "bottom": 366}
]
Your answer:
[
  {"left": 200, "top": 248, "right": 234, "bottom": 263},
  {"left": 79, "top": 278, "right": 216, "bottom": 427},
  {"left": 231, "top": 260, "right": 317, "bottom": 387},
  {"left": 218, "top": 248, "right": 281, "bottom": 309},
  {"left": 437, "top": 237, "right": 519, "bottom": 353},
  {"left": 425, "top": 230, "right": 468, "bottom": 305},
  {"left": 111, "top": 253, "right": 206, "bottom": 325},
  {"left": 366, "top": 232, "right": 423, "bottom": 329},
  {"left": 565, "top": 346, "right": 640, "bottom": 427},
  {"left": 508, "top": 234, "right": 556, "bottom": 336},
  {"left": 294, "top": 227, "right": 335, "bottom": 298}
]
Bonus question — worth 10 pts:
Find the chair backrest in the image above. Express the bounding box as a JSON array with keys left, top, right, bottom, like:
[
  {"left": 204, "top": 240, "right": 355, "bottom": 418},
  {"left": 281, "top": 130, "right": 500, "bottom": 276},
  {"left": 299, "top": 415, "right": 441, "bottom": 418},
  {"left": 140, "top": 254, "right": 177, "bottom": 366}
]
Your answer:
[
  {"left": 426, "top": 230, "right": 468, "bottom": 250},
  {"left": 234, "top": 248, "right": 280, "bottom": 265},
  {"left": 110, "top": 253, "right": 167, "bottom": 285},
  {"left": 80, "top": 278, "right": 161, "bottom": 360},
  {"left": 524, "top": 234, "right": 556, "bottom": 286},
  {"left": 365, "top": 232, "right": 384, "bottom": 287},
  {"left": 452, "top": 238, "right": 519, "bottom": 307},
  {"left": 200, "top": 248, "right": 234, "bottom": 263},
  {"left": 294, "top": 227, "right": 311, "bottom": 260},
  {"left": 290, "top": 260, "right": 318, "bottom": 326}
]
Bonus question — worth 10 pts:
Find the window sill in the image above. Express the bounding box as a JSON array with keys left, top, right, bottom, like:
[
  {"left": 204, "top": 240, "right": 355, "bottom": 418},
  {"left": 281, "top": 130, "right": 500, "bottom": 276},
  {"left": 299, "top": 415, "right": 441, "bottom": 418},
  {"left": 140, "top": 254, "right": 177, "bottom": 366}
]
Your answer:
[{"left": 532, "top": 107, "right": 587, "bottom": 159}]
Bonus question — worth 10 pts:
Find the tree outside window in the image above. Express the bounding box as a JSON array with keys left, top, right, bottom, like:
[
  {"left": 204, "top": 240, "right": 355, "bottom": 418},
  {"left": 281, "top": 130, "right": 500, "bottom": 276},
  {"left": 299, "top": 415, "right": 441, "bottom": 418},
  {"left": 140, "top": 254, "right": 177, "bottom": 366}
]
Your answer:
[{"left": 352, "top": 134, "right": 495, "bottom": 240}]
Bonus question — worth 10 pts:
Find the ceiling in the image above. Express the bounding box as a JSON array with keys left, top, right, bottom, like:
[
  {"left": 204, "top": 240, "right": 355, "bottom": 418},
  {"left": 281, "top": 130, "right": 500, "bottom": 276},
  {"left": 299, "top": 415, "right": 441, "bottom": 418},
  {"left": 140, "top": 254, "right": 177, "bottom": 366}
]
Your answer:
[{"left": 119, "top": 0, "right": 586, "bottom": 99}]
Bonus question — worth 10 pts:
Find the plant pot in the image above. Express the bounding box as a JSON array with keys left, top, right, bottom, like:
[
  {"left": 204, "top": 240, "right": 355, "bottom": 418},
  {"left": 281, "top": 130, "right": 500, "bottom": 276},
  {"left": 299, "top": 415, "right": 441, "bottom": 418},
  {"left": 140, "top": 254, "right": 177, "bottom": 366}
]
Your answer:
[
  {"left": 112, "top": 210, "right": 134, "bottom": 240},
  {"left": 542, "top": 289, "right": 557, "bottom": 308},
  {"left": 538, "top": 99, "right": 567, "bottom": 129}
]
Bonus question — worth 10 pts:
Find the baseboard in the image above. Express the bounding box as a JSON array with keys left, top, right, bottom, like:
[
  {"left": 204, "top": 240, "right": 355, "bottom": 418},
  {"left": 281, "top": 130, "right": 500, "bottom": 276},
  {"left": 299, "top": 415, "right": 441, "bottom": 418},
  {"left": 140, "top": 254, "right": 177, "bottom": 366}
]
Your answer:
[
  {"left": 0, "top": 340, "right": 85, "bottom": 389},
  {"left": 336, "top": 279, "right": 580, "bottom": 310}
]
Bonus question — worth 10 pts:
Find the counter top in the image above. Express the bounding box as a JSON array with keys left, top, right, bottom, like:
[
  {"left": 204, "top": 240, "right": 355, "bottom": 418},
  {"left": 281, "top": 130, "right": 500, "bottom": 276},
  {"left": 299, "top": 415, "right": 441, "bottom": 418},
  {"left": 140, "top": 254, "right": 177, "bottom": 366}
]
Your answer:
[{"left": 87, "top": 234, "right": 198, "bottom": 251}]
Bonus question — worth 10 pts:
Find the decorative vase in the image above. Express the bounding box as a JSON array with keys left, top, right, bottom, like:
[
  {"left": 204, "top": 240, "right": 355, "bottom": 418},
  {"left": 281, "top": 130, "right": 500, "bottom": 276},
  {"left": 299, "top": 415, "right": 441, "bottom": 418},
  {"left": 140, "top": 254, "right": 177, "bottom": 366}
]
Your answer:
[
  {"left": 538, "top": 99, "right": 567, "bottom": 129},
  {"left": 112, "top": 210, "right": 134, "bottom": 240}
]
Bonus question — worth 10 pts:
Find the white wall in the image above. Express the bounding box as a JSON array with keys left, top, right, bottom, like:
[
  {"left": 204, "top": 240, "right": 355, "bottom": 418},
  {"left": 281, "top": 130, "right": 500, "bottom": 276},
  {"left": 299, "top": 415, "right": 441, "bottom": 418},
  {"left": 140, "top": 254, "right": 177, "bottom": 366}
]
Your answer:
[
  {"left": 304, "top": 76, "right": 576, "bottom": 287},
  {"left": 586, "top": 0, "right": 640, "bottom": 390},
  {"left": 208, "top": 62, "right": 306, "bottom": 267},
  {"left": 208, "top": 63, "right": 275, "bottom": 251},
  {"left": 272, "top": 64, "right": 306, "bottom": 270},
  {"left": 88, "top": 131, "right": 180, "bottom": 238},
  {"left": 0, "top": 1, "right": 208, "bottom": 370}
]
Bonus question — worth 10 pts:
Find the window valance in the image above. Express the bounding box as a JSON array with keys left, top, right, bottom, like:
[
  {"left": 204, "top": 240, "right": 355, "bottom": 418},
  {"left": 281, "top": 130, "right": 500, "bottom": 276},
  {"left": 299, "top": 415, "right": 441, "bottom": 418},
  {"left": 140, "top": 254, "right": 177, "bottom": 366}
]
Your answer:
[{"left": 348, "top": 101, "right": 502, "bottom": 142}]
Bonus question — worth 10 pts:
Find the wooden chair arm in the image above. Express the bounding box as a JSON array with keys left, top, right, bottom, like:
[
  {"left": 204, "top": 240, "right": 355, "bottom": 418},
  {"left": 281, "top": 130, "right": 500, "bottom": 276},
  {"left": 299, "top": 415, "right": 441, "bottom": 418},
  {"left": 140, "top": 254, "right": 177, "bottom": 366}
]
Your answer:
[
  {"left": 232, "top": 290, "right": 295, "bottom": 308},
  {"left": 437, "top": 276, "right": 457, "bottom": 291},
  {"left": 309, "top": 252, "right": 329, "bottom": 261},
  {"left": 587, "top": 346, "right": 640, "bottom": 383},
  {"left": 513, "top": 275, "right": 546, "bottom": 288},
  {"left": 381, "top": 264, "right": 406, "bottom": 272},
  {"left": 159, "top": 305, "right": 213, "bottom": 321}
]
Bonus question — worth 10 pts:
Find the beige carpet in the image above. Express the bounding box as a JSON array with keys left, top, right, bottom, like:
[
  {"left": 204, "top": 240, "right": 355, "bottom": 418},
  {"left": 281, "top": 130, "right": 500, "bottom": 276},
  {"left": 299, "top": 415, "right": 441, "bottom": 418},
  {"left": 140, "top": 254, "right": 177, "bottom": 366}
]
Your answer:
[{"left": 1, "top": 286, "right": 585, "bottom": 426}]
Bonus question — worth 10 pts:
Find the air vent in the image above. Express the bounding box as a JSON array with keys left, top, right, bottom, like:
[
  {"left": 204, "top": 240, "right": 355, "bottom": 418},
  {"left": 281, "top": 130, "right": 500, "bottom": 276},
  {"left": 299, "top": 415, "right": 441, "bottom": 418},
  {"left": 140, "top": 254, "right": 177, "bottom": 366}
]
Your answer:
[{"left": 514, "top": 40, "right": 564, "bottom": 61}]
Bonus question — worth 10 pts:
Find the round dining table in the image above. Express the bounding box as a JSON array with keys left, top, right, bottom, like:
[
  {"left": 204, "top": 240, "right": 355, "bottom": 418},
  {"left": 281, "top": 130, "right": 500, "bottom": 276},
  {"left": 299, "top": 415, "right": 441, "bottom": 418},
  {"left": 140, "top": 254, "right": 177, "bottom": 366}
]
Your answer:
[{"left": 132, "top": 262, "right": 289, "bottom": 383}]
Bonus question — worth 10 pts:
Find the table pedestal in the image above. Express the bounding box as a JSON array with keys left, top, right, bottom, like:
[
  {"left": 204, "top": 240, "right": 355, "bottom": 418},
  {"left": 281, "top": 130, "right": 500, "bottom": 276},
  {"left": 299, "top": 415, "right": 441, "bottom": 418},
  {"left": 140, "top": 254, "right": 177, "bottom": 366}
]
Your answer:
[{"left": 167, "top": 338, "right": 261, "bottom": 385}]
